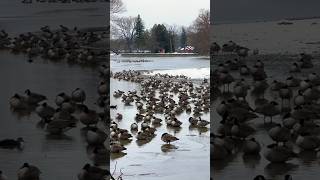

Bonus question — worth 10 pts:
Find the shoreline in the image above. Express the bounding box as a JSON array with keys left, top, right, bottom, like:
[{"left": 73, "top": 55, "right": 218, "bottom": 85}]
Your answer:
[
  {"left": 213, "top": 17, "right": 320, "bottom": 26},
  {"left": 119, "top": 53, "right": 205, "bottom": 57}
]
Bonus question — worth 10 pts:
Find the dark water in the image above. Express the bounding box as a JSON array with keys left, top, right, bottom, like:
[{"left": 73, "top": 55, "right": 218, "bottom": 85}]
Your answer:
[
  {"left": 0, "top": 0, "right": 108, "bottom": 34},
  {"left": 212, "top": 0, "right": 320, "bottom": 25},
  {"left": 0, "top": 51, "right": 105, "bottom": 179}
]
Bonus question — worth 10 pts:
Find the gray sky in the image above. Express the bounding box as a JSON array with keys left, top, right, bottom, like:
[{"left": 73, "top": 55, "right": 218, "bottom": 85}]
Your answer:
[
  {"left": 212, "top": 0, "right": 320, "bottom": 24},
  {"left": 121, "top": 0, "right": 209, "bottom": 29}
]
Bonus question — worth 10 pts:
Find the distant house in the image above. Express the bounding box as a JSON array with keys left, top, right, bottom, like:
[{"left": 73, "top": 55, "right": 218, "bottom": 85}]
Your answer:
[{"left": 179, "top": 46, "right": 195, "bottom": 53}]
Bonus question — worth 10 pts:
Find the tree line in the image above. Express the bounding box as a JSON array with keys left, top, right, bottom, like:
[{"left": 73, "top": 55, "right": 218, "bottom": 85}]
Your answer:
[{"left": 110, "top": 1, "right": 209, "bottom": 55}]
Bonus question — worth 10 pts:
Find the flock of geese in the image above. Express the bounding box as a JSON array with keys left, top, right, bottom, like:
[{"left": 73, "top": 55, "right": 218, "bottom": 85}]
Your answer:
[
  {"left": 211, "top": 41, "right": 254, "bottom": 58},
  {"left": 212, "top": 48, "right": 320, "bottom": 179},
  {"left": 110, "top": 70, "right": 210, "bottom": 155},
  {"left": 0, "top": 25, "right": 107, "bottom": 65},
  {"left": 4, "top": 87, "right": 109, "bottom": 180},
  {"left": 0, "top": 60, "right": 110, "bottom": 179}
]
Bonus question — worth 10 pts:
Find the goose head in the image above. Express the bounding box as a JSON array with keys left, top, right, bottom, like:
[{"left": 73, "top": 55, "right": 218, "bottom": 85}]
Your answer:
[
  {"left": 20, "top": 163, "right": 30, "bottom": 169},
  {"left": 284, "top": 174, "right": 293, "bottom": 180},
  {"left": 254, "top": 175, "right": 266, "bottom": 180},
  {"left": 25, "top": 89, "right": 31, "bottom": 95}
]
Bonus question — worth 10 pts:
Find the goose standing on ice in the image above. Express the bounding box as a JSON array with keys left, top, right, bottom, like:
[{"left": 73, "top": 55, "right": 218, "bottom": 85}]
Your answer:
[
  {"left": 264, "top": 144, "right": 297, "bottom": 163},
  {"left": 0, "top": 137, "right": 24, "bottom": 149},
  {"left": 72, "top": 88, "right": 86, "bottom": 104},
  {"left": 78, "top": 163, "right": 112, "bottom": 180},
  {"left": 243, "top": 138, "right": 261, "bottom": 155},
  {"left": 161, "top": 133, "right": 179, "bottom": 144},
  {"left": 17, "top": 163, "right": 41, "bottom": 180},
  {"left": 24, "top": 89, "right": 47, "bottom": 105}
]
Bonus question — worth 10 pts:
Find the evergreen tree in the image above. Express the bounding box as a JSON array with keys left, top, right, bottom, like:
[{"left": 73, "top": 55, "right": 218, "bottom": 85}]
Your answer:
[
  {"left": 134, "top": 14, "right": 145, "bottom": 50},
  {"left": 151, "top": 24, "right": 170, "bottom": 53},
  {"left": 180, "top": 27, "right": 187, "bottom": 48}
]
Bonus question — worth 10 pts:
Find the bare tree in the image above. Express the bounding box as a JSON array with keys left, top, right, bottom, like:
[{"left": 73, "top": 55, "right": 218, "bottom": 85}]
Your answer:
[
  {"left": 166, "top": 24, "right": 180, "bottom": 52},
  {"left": 110, "top": 0, "right": 126, "bottom": 15},
  {"left": 188, "top": 9, "right": 210, "bottom": 55},
  {"left": 112, "top": 16, "right": 137, "bottom": 52}
]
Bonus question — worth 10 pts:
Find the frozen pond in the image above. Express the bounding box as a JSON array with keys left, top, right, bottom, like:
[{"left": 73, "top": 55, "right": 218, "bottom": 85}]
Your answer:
[{"left": 110, "top": 55, "right": 210, "bottom": 180}]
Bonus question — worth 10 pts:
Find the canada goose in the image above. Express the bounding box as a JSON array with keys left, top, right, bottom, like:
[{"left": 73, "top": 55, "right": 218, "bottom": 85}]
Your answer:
[
  {"left": 86, "top": 128, "right": 107, "bottom": 145},
  {"left": 88, "top": 146, "right": 108, "bottom": 166},
  {"left": 303, "top": 86, "right": 320, "bottom": 102},
  {"left": 231, "top": 119, "right": 255, "bottom": 139},
  {"left": 55, "top": 92, "right": 71, "bottom": 106},
  {"left": 270, "top": 80, "right": 285, "bottom": 91},
  {"left": 308, "top": 72, "right": 320, "bottom": 85},
  {"left": 229, "top": 58, "right": 240, "bottom": 70},
  {"left": 161, "top": 133, "right": 179, "bottom": 144},
  {"left": 218, "top": 72, "right": 234, "bottom": 92},
  {"left": 216, "top": 101, "right": 227, "bottom": 117},
  {"left": 152, "top": 117, "right": 162, "bottom": 125},
  {"left": 240, "top": 65, "right": 250, "bottom": 76},
  {"left": 253, "top": 175, "right": 266, "bottom": 180},
  {"left": 45, "top": 119, "right": 76, "bottom": 135},
  {"left": 299, "top": 79, "right": 311, "bottom": 91},
  {"left": 0, "top": 171, "right": 8, "bottom": 180},
  {"left": 255, "top": 60, "right": 264, "bottom": 68},
  {"left": 79, "top": 106, "right": 99, "bottom": 127},
  {"left": 110, "top": 105, "right": 117, "bottom": 109},
  {"left": 251, "top": 65, "right": 267, "bottom": 81},
  {"left": 189, "top": 117, "right": 198, "bottom": 125},
  {"left": 300, "top": 53, "right": 313, "bottom": 68},
  {"left": 243, "top": 138, "right": 261, "bottom": 154},
  {"left": 292, "top": 119, "right": 320, "bottom": 135},
  {"left": 210, "top": 42, "right": 221, "bottom": 55},
  {"left": 252, "top": 80, "right": 269, "bottom": 96},
  {"left": 282, "top": 113, "right": 297, "bottom": 129},
  {"left": 97, "top": 81, "right": 108, "bottom": 96},
  {"left": 17, "top": 163, "right": 41, "bottom": 180},
  {"left": 264, "top": 144, "right": 297, "bottom": 163},
  {"left": 197, "top": 117, "right": 210, "bottom": 127},
  {"left": 24, "top": 89, "right": 46, "bottom": 104},
  {"left": 284, "top": 174, "right": 293, "bottom": 180},
  {"left": 279, "top": 85, "right": 293, "bottom": 107},
  {"left": 61, "top": 100, "right": 76, "bottom": 113},
  {"left": 294, "top": 90, "right": 305, "bottom": 106},
  {"left": 9, "top": 94, "right": 29, "bottom": 110},
  {"left": 268, "top": 124, "right": 291, "bottom": 145},
  {"left": 118, "top": 131, "right": 133, "bottom": 140},
  {"left": 110, "top": 142, "right": 126, "bottom": 153},
  {"left": 136, "top": 131, "right": 150, "bottom": 141},
  {"left": 71, "top": 88, "right": 86, "bottom": 104},
  {"left": 35, "top": 102, "right": 55, "bottom": 120},
  {"left": 289, "top": 62, "right": 301, "bottom": 73},
  {"left": 212, "top": 133, "right": 234, "bottom": 153},
  {"left": 233, "top": 83, "right": 248, "bottom": 100},
  {"left": 130, "top": 123, "right": 138, "bottom": 131},
  {"left": 115, "top": 113, "right": 123, "bottom": 120},
  {"left": 78, "top": 163, "right": 111, "bottom": 180},
  {"left": 296, "top": 133, "right": 320, "bottom": 150},
  {"left": 0, "top": 137, "right": 24, "bottom": 149},
  {"left": 255, "top": 101, "right": 280, "bottom": 123},
  {"left": 286, "top": 76, "right": 300, "bottom": 87}
]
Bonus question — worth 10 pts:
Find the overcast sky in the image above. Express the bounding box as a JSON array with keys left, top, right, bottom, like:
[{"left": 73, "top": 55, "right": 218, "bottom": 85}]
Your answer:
[
  {"left": 121, "top": 0, "right": 209, "bottom": 29},
  {"left": 212, "top": 0, "right": 320, "bottom": 24}
]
